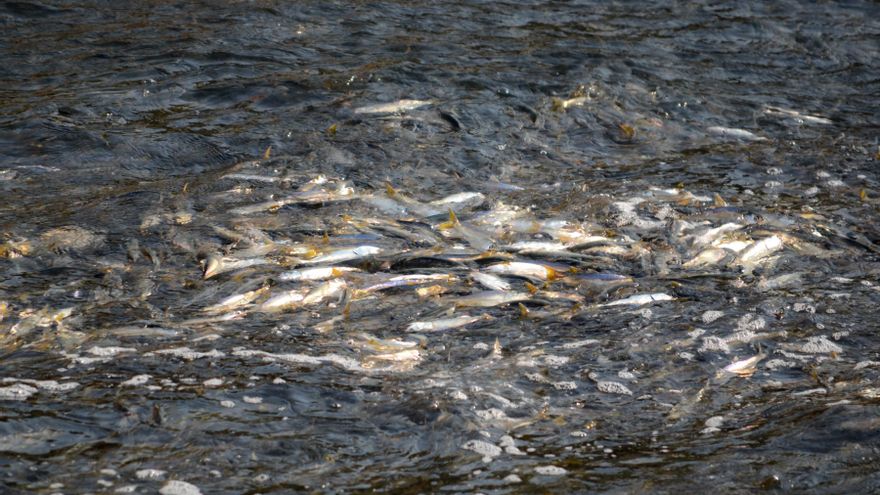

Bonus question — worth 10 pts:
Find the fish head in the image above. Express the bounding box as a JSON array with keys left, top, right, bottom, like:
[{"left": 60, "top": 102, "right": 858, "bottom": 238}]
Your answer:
[{"left": 202, "top": 255, "right": 222, "bottom": 279}]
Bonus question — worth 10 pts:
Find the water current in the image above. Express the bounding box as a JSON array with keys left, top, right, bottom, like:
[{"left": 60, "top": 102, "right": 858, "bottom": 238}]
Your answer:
[{"left": 2, "top": 1, "right": 880, "bottom": 493}]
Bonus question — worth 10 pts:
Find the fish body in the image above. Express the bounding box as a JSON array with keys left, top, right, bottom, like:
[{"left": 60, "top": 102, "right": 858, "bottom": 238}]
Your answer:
[
  {"left": 353, "top": 99, "right": 433, "bottom": 115},
  {"left": 302, "top": 246, "right": 382, "bottom": 265},
  {"left": 736, "top": 235, "right": 783, "bottom": 267},
  {"left": 278, "top": 266, "right": 359, "bottom": 282},
  {"left": 202, "top": 287, "right": 269, "bottom": 314},
  {"left": 257, "top": 289, "right": 307, "bottom": 312},
  {"left": 707, "top": 126, "right": 767, "bottom": 141},
  {"left": 484, "top": 261, "right": 558, "bottom": 281},
  {"left": 302, "top": 279, "right": 347, "bottom": 306},
  {"left": 600, "top": 293, "right": 674, "bottom": 307},
  {"left": 454, "top": 291, "right": 531, "bottom": 308},
  {"left": 471, "top": 271, "right": 511, "bottom": 291},
  {"left": 683, "top": 248, "right": 730, "bottom": 269},
  {"left": 203, "top": 256, "right": 271, "bottom": 279},
  {"left": 503, "top": 241, "right": 570, "bottom": 254},
  {"left": 406, "top": 314, "right": 490, "bottom": 332},
  {"left": 438, "top": 210, "right": 494, "bottom": 251},
  {"left": 359, "top": 274, "right": 454, "bottom": 294},
  {"left": 721, "top": 353, "right": 765, "bottom": 377},
  {"left": 429, "top": 192, "right": 486, "bottom": 210}
]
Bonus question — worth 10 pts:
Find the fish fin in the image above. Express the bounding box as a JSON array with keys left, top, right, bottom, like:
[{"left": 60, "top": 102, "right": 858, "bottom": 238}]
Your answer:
[
  {"left": 448, "top": 209, "right": 460, "bottom": 225},
  {"left": 385, "top": 183, "right": 397, "bottom": 197},
  {"left": 438, "top": 209, "right": 460, "bottom": 231},
  {"left": 524, "top": 282, "right": 539, "bottom": 294},
  {"left": 518, "top": 303, "right": 530, "bottom": 319}
]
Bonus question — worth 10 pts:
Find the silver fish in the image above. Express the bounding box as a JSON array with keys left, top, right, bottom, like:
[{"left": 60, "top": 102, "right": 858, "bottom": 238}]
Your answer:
[
  {"left": 353, "top": 99, "right": 433, "bottom": 115},
  {"left": 454, "top": 291, "right": 531, "bottom": 308},
  {"left": 302, "top": 246, "right": 382, "bottom": 265},
  {"left": 600, "top": 293, "right": 674, "bottom": 307},
  {"left": 407, "top": 314, "right": 491, "bottom": 333}
]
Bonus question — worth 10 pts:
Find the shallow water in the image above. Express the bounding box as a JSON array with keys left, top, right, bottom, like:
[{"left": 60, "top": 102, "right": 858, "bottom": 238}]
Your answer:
[{"left": 2, "top": 1, "right": 880, "bottom": 493}]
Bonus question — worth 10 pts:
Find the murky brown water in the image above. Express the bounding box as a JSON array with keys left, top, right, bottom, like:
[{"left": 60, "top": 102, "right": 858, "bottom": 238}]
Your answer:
[{"left": 2, "top": 1, "right": 880, "bottom": 493}]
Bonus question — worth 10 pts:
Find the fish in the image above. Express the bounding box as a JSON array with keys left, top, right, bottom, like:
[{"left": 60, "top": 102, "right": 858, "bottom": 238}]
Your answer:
[
  {"left": 437, "top": 210, "right": 494, "bottom": 252},
  {"left": 484, "top": 261, "right": 560, "bottom": 281},
  {"left": 683, "top": 248, "right": 731, "bottom": 269},
  {"left": 356, "top": 274, "right": 456, "bottom": 295},
  {"left": 278, "top": 266, "right": 360, "bottom": 282},
  {"left": 405, "top": 314, "right": 491, "bottom": 333},
  {"left": 256, "top": 289, "right": 308, "bottom": 312},
  {"left": 302, "top": 279, "right": 347, "bottom": 306},
  {"left": 707, "top": 126, "right": 767, "bottom": 141},
  {"left": 429, "top": 192, "right": 486, "bottom": 210},
  {"left": 202, "top": 255, "right": 271, "bottom": 279},
  {"left": 353, "top": 99, "right": 433, "bottom": 115},
  {"left": 228, "top": 184, "right": 355, "bottom": 215},
  {"left": 551, "top": 96, "right": 588, "bottom": 111},
  {"left": 763, "top": 106, "right": 832, "bottom": 125},
  {"left": 382, "top": 184, "right": 445, "bottom": 217},
  {"left": 502, "top": 241, "right": 571, "bottom": 254},
  {"left": 687, "top": 223, "right": 744, "bottom": 247},
  {"left": 599, "top": 293, "right": 674, "bottom": 307},
  {"left": 301, "top": 245, "right": 382, "bottom": 265},
  {"left": 454, "top": 291, "right": 531, "bottom": 308},
  {"left": 719, "top": 353, "right": 765, "bottom": 378},
  {"left": 470, "top": 271, "right": 511, "bottom": 291},
  {"left": 202, "top": 287, "right": 269, "bottom": 314},
  {"left": 734, "top": 235, "right": 784, "bottom": 272}
]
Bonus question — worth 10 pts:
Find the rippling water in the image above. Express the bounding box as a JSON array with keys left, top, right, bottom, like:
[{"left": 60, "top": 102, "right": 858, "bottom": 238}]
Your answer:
[{"left": 2, "top": 1, "right": 880, "bottom": 493}]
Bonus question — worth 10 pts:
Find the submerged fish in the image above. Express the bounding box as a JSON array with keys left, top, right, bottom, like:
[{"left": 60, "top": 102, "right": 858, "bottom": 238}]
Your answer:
[
  {"left": 454, "top": 291, "right": 531, "bottom": 308},
  {"left": 484, "top": 261, "right": 560, "bottom": 281},
  {"left": 302, "top": 246, "right": 382, "bottom": 265},
  {"left": 471, "top": 271, "right": 511, "bottom": 291},
  {"left": 406, "top": 314, "right": 491, "bottom": 333},
  {"left": 302, "top": 279, "right": 347, "bottom": 306},
  {"left": 437, "top": 210, "right": 494, "bottom": 252},
  {"left": 735, "top": 235, "right": 784, "bottom": 273},
  {"left": 353, "top": 99, "right": 433, "bottom": 115},
  {"left": 600, "top": 293, "right": 674, "bottom": 307},
  {"left": 707, "top": 126, "right": 767, "bottom": 142},
  {"left": 278, "top": 266, "right": 360, "bottom": 282},
  {"left": 257, "top": 289, "right": 308, "bottom": 312},
  {"left": 202, "top": 287, "right": 269, "bottom": 314},
  {"left": 202, "top": 256, "right": 271, "bottom": 279}
]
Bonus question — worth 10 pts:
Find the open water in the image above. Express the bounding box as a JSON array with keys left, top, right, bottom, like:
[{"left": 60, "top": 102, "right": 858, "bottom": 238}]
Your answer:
[{"left": 2, "top": 1, "right": 880, "bottom": 493}]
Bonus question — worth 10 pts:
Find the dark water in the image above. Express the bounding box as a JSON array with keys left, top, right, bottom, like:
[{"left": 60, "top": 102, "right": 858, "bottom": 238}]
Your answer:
[{"left": 2, "top": 1, "right": 880, "bottom": 493}]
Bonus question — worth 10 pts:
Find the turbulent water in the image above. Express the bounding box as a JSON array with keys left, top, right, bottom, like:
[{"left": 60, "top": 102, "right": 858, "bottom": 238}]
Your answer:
[{"left": 2, "top": 1, "right": 880, "bottom": 493}]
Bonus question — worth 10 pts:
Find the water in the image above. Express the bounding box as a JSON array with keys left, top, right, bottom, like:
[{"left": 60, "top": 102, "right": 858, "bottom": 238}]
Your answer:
[{"left": 2, "top": 1, "right": 880, "bottom": 493}]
